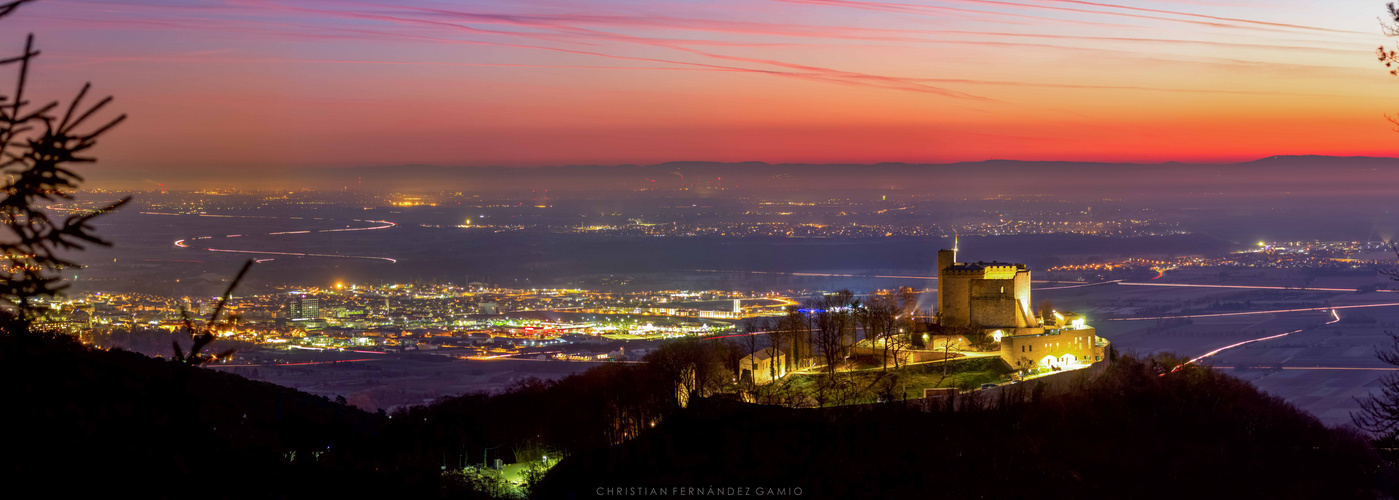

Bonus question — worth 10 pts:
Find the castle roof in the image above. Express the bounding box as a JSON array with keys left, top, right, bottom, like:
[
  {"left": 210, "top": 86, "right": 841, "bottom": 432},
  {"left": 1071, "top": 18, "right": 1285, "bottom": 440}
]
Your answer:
[{"left": 946, "top": 260, "right": 1026, "bottom": 271}]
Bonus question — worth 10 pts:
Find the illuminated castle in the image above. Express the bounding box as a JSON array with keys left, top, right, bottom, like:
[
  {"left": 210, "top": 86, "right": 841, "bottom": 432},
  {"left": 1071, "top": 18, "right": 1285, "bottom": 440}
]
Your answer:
[
  {"left": 935, "top": 244, "right": 1107, "bottom": 371},
  {"left": 936, "top": 246, "right": 1037, "bottom": 331}
]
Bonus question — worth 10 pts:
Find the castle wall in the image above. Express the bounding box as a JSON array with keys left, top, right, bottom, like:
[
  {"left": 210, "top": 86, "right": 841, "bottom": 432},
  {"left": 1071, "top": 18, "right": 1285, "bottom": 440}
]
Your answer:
[
  {"left": 1014, "top": 270, "right": 1035, "bottom": 327},
  {"left": 938, "top": 254, "right": 1050, "bottom": 335},
  {"left": 941, "top": 275, "right": 971, "bottom": 327},
  {"left": 999, "top": 327, "right": 1104, "bottom": 370},
  {"left": 937, "top": 249, "right": 954, "bottom": 319},
  {"left": 969, "top": 278, "right": 1018, "bottom": 328}
]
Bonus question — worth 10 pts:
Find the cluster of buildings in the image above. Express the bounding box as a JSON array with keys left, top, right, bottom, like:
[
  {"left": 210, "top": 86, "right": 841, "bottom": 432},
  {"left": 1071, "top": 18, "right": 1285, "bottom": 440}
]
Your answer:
[
  {"left": 740, "top": 246, "right": 1110, "bottom": 387},
  {"left": 567, "top": 217, "right": 1182, "bottom": 239},
  {"left": 49, "top": 243, "right": 1114, "bottom": 375},
  {"left": 960, "top": 218, "right": 1184, "bottom": 237},
  {"left": 935, "top": 247, "right": 1108, "bottom": 371},
  {"left": 1043, "top": 240, "right": 1395, "bottom": 282},
  {"left": 43, "top": 283, "right": 792, "bottom": 357}
]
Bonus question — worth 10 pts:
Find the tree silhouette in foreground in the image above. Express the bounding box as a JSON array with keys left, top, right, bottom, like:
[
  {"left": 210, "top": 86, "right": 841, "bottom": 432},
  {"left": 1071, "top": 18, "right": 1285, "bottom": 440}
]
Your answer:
[
  {"left": 173, "top": 259, "right": 253, "bottom": 365},
  {"left": 1354, "top": 333, "right": 1399, "bottom": 451},
  {"left": 0, "top": 0, "right": 127, "bottom": 326},
  {"left": 1379, "top": 3, "right": 1399, "bottom": 130},
  {"left": 1356, "top": 3, "right": 1399, "bottom": 457}
]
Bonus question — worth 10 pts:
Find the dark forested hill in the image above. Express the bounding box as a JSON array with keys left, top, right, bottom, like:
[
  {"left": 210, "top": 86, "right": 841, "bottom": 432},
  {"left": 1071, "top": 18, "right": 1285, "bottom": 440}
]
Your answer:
[
  {"left": 0, "top": 332, "right": 428, "bottom": 498},
  {"left": 6, "top": 331, "right": 1393, "bottom": 499},
  {"left": 534, "top": 355, "right": 1388, "bottom": 500}
]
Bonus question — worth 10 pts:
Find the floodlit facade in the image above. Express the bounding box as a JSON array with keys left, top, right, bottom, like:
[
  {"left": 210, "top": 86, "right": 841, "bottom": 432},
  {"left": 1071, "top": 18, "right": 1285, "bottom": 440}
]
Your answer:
[
  {"left": 935, "top": 248, "right": 1108, "bottom": 371},
  {"left": 738, "top": 348, "right": 788, "bottom": 385},
  {"left": 937, "top": 248, "right": 1037, "bottom": 331}
]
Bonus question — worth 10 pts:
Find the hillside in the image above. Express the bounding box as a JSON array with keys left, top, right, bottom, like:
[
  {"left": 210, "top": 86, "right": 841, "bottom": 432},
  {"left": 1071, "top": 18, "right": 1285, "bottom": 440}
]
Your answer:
[
  {"left": 6, "top": 330, "right": 1394, "bottom": 499},
  {"left": 534, "top": 355, "right": 1387, "bottom": 499},
  {"left": 0, "top": 331, "right": 432, "bottom": 497}
]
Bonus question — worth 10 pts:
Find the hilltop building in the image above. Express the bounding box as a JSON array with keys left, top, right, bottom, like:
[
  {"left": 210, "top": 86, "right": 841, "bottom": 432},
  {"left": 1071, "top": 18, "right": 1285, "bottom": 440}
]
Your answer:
[
  {"left": 738, "top": 348, "right": 788, "bottom": 385},
  {"left": 935, "top": 246, "right": 1107, "bottom": 371},
  {"left": 936, "top": 248, "right": 1037, "bottom": 331}
]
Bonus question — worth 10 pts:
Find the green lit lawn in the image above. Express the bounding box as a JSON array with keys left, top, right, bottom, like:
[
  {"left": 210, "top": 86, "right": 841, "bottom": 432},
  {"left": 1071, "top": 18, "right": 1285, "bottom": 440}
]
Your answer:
[{"left": 780, "top": 357, "right": 1014, "bottom": 406}]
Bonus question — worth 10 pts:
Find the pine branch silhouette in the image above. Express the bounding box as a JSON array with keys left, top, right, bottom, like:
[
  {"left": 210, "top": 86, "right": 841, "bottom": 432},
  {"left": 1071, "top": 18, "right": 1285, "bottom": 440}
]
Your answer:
[
  {"left": 173, "top": 260, "right": 253, "bottom": 365},
  {"left": 0, "top": 0, "right": 127, "bottom": 326}
]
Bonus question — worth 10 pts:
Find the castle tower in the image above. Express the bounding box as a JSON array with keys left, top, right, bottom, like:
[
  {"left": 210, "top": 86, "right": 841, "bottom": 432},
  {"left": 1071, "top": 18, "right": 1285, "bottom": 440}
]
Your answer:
[
  {"left": 937, "top": 248, "right": 955, "bottom": 320},
  {"left": 935, "top": 248, "right": 1037, "bottom": 329}
]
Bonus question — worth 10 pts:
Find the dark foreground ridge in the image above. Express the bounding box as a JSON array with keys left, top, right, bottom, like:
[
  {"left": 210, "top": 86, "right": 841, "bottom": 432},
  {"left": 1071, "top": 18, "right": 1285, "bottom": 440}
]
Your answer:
[
  {"left": 536, "top": 354, "right": 1388, "bottom": 499},
  {"left": 1, "top": 331, "right": 411, "bottom": 497},
  {"left": 5, "top": 330, "right": 1393, "bottom": 499}
]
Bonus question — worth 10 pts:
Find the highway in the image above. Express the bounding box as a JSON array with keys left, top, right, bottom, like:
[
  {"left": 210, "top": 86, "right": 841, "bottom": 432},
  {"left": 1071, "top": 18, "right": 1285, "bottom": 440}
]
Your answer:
[
  {"left": 1184, "top": 308, "right": 1342, "bottom": 366},
  {"left": 155, "top": 212, "right": 399, "bottom": 263},
  {"left": 1101, "top": 301, "right": 1399, "bottom": 321}
]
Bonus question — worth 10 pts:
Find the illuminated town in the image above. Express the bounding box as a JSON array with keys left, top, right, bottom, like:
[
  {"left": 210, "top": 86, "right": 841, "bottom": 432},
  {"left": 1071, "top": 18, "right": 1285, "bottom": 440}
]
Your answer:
[
  {"left": 13, "top": 0, "right": 1399, "bottom": 496},
  {"left": 46, "top": 285, "right": 805, "bottom": 360}
]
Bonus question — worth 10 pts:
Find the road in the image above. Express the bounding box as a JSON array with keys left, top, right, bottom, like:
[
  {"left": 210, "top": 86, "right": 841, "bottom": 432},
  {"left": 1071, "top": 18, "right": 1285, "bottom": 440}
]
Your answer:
[{"left": 157, "top": 211, "right": 399, "bottom": 263}]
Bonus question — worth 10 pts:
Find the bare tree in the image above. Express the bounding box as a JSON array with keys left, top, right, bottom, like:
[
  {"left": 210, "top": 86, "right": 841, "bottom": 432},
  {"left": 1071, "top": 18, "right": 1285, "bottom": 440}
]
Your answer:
[
  {"left": 809, "top": 290, "right": 855, "bottom": 373},
  {"left": 896, "top": 286, "right": 924, "bottom": 348},
  {"left": 761, "top": 316, "right": 785, "bottom": 384},
  {"left": 871, "top": 370, "right": 902, "bottom": 403},
  {"left": 811, "top": 371, "right": 833, "bottom": 408},
  {"left": 0, "top": 0, "right": 127, "bottom": 326},
  {"left": 777, "top": 305, "right": 809, "bottom": 372},
  {"left": 806, "top": 368, "right": 862, "bottom": 408},
  {"left": 888, "top": 326, "right": 912, "bottom": 370},
  {"left": 756, "top": 374, "right": 800, "bottom": 407},
  {"left": 828, "top": 371, "right": 864, "bottom": 407},
  {"left": 644, "top": 337, "right": 729, "bottom": 408},
  {"left": 1380, "top": 3, "right": 1399, "bottom": 75},
  {"left": 935, "top": 333, "right": 960, "bottom": 381},
  {"left": 1014, "top": 354, "right": 1038, "bottom": 376},
  {"left": 742, "top": 319, "right": 761, "bottom": 392},
  {"left": 865, "top": 292, "right": 899, "bottom": 370},
  {"left": 1358, "top": 15, "right": 1399, "bottom": 437},
  {"left": 1376, "top": 3, "right": 1399, "bottom": 132}
]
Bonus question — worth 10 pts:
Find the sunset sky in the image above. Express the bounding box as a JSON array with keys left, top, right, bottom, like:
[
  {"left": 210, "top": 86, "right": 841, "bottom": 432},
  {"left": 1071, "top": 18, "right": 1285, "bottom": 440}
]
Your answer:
[{"left": 16, "top": 0, "right": 1399, "bottom": 169}]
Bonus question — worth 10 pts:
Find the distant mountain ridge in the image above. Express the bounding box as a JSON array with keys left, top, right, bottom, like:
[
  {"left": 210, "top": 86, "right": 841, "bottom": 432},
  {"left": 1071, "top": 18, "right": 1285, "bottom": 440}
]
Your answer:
[
  {"left": 1241, "top": 155, "right": 1399, "bottom": 166},
  {"left": 252, "top": 155, "right": 1399, "bottom": 180},
  {"left": 82, "top": 155, "right": 1399, "bottom": 192}
]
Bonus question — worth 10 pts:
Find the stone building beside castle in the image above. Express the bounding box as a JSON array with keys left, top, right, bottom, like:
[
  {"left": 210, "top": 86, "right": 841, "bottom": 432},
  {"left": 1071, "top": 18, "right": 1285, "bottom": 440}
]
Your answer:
[{"left": 935, "top": 246, "right": 1108, "bottom": 371}]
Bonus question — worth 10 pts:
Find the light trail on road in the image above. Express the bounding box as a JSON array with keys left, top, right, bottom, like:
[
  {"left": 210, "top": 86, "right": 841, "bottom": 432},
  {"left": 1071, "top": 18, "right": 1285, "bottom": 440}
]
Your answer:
[
  {"left": 706, "top": 328, "right": 827, "bottom": 340},
  {"left": 153, "top": 212, "right": 399, "bottom": 263},
  {"left": 206, "top": 247, "right": 397, "bottom": 263},
  {"left": 206, "top": 358, "right": 379, "bottom": 367},
  {"left": 707, "top": 330, "right": 774, "bottom": 339},
  {"left": 1102, "top": 301, "right": 1399, "bottom": 321},
  {"left": 1033, "top": 280, "right": 1122, "bottom": 290},
  {"left": 1118, "top": 281, "right": 1398, "bottom": 293},
  {"left": 1208, "top": 364, "right": 1399, "bottom": 366},
  {"left": 1185, "top": 309, "right": 1340, "bottom": 366}
]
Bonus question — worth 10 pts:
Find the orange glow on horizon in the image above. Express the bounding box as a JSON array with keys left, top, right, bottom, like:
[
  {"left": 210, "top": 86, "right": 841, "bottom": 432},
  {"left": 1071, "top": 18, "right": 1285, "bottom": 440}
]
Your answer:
[{"left": 13, "top": 0, "right": 1399, "bottom": 168}]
